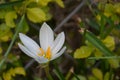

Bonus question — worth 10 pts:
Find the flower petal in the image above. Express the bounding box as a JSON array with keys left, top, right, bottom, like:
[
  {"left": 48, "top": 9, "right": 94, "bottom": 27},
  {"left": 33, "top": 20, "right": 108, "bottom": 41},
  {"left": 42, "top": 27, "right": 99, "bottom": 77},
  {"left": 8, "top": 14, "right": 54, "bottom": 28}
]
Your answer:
[
  {"left": 18, "top": 43, "right": 48, "bottom": 63},
  {"left": 18, "top": 43, "right": 37, "bottom": 58},
  {"left": 40, "top": 22, "right": 54, "bottom": 51},
  {"left": 35, "top": 57, "right": 48, "bottom": 63},
  {"left": 51, "top": 32, "right": 65, "bottom": 55},
  {"left": 51, "top": 46, "right": 66, "bottom": 60},
  {"left": 19, "top": 33, "right": 40, "bottom": 55}
]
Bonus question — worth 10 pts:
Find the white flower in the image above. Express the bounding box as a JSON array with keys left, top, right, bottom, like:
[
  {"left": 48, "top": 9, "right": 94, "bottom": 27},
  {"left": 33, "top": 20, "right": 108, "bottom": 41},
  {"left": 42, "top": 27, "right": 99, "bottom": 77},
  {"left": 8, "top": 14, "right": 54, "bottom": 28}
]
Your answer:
[{"left": 18, "top": 22, "right": 66, "bottom": 63}]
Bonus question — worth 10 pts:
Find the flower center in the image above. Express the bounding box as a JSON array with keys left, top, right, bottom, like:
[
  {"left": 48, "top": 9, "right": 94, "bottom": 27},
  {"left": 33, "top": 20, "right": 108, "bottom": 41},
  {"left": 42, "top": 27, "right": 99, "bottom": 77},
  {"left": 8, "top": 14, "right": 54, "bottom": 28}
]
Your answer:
[{"left": 38, "top": 47, "right": 52, "bottom": 60}]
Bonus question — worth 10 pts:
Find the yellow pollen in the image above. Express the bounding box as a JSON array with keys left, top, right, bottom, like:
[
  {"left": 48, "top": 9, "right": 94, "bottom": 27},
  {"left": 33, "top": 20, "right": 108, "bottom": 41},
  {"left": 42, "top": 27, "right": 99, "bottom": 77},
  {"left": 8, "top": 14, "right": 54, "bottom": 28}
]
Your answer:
[
  {"left": 45, "top": 47, "right": 52, "bottom": 60},
  {"left": 38, "top": 48, "right": 44, "bottom": 56},
  {"left": 38, "top": 47, "right": 52, "bottom": 60}
]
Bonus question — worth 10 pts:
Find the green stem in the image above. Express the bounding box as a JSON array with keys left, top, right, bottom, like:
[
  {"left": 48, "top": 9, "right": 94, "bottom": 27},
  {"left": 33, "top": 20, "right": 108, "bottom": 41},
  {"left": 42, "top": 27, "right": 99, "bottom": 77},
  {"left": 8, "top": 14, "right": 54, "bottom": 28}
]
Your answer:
[
  {"left": 109, "top": 67, "right": 113, "bottom": 80},
  {"left": 53, "top": 62, "right": 65, "bottom": 80},
  {"left": 44, "top": 63, "right": 53, "bottom": 80},
  {"left": 65, "top": 71, "right": 72, "bottom": 80},
  {"left": 0, "top": 15, "right": 25, "bottom": 70},
  {"left": 88, "top": 56, "right": 120, "bottom": 59},
  {"left": 72, "top": 72, "right": 80, "bottom": 80}
]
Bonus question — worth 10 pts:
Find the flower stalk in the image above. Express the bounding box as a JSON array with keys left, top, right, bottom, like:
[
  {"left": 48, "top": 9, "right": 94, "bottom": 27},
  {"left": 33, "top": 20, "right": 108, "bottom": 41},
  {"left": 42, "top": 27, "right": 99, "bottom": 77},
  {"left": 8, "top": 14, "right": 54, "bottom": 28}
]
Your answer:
[{"left": 44, "top": 63, "right": 53, "bottom": 80}]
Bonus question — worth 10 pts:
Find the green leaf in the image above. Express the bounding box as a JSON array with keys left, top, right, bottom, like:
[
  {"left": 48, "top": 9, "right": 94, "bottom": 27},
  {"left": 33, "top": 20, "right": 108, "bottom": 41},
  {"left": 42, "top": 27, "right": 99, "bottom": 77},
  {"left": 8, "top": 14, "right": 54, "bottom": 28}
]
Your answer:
[
  {"left": 94, "top": 49, "right": 103, "bottom": 57},
  {"left": 18, "top": 18, "right": 29, "bottom": 33},
  {"left": 0, "top": 47, "right": 2, "bottom": 54},
  {"left": 53, "top": 0, "right": 65, "bottom": 8},
  {"left": 104, "top": 3, "right": 114, "bottom": 17},
  {"left": 26, "top": 8, "right": 46, "bottom": 23},
  {"left": 36, "top": 0, "right": 52, "bottom": 6},
  {"left": 98, "top": 2, "right": 105, "bottom": 10},
  {"left": 96, "top": 14, "right": 101, "bottom": 21},
  {"left": 104, "top": 72, "right": 110, "bottom": 80},
  {"left": 13, "top": 67, "right": 26, "bottom": 76},
  {"left": 0, "top": 10, "right": 6, "bottom": 19},
  {"left": 111, "top": 15, "right": 120, "bottom": 24},
  {"left": 2, "top": 67, "right": 26, "bottom": 80},
  {"left": 88, "top": 36, "right": 115, "bottom": 57},
  {"left": 8, "top": 68, "right": 16, "bottom": 77},
  {"left": 8, "top": 53, "right": 19, "bottom": 62},
  {"left": 0, "top": 23, "right": 13, "bottom": 42},
  {"left": 108, "top": 59, "right": 119, "bottom": 69},
  {"left": 92, "top": 68, "right": 103, "bottom": 80},
  {"left": 0, "top": 77, "right": 2, "bottom": 80},
  {"left": 88, "top": 76, "right": 98, "bottom": 80},
  {"left": 112, "top": 28, "right": 120, "bottom": 38},
  {"left": 3, "top": 72, "right": 12, "bottom": 80},
  {"left": 41, "top": 7, "right": 52, "bottom": 21},
  {"left": 84, "top": 31, "right": 113, "bottom": 56},
  {"left": 33, "top": 76, "right": 42, "bottom": 80},
  {"left": 104, "top": 72, "right": 113, "bottom": 80},
  {"left": 5, "top": 11, "right": 17, "bottom": 28},
  {"left": 103, "top": 36, "right": 115, "bottom": 51},
  {"left": 72, "top": 75, "right": 86, "bottom": 80},
  {"left": 114, "top": 3, "right": 120, "bottom": 14},
  {"left": 74, "top": 46, "right": 93, "bottom": 59}
]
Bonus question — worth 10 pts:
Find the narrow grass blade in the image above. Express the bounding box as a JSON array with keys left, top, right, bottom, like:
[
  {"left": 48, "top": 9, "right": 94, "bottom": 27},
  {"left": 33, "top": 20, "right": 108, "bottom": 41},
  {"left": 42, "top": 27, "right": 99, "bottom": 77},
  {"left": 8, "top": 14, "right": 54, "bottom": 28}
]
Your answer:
[
  {"left": 88, "top": 56, "right": 120, "bottom": 59},
  {"left": 0, "top": 0, "right": 23, "bottom": 8},
  {"left": 53, "top": 62, "right": 65, "bottom": 80},
  {"left": 0, "top": 15, "right": 25, "bottom": 69},
  {"left": 97, "top": 11, "right": 115, "bottom": 39},
  {"left": 84, "top": 31, "right": 114, "bottom": 56},
  {"left": 86, "top": 19, "right": 100, "bottom": 31}
]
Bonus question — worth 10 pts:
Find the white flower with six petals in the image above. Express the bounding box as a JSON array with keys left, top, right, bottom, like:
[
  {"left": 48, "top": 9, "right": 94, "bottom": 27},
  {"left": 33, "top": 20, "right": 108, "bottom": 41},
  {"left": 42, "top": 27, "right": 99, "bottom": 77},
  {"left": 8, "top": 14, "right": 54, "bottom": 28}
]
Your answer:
[{"left": 18, "top": 22, "right": 66, "bottom": 63}]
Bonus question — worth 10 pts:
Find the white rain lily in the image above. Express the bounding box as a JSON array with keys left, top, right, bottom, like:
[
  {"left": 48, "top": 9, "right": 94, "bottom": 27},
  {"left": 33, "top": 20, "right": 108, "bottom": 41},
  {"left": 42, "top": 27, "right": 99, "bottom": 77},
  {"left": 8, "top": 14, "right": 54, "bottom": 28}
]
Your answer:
[{"left": 18, "top": 22, "right": 66, "bottom": 63}]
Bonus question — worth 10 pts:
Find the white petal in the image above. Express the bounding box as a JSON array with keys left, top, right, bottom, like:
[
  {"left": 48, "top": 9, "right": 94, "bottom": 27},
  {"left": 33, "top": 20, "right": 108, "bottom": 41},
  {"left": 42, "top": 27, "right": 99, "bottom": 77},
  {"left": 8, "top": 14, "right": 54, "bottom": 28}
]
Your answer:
[
  {"left": 19, "top": 33, "right": 40, "bottom": 55},
  {"left": 18, "top": 43, "right": 48, "bottom": 63},
  {"left": 18, "top": 43, "right": 37, "bottom": 58},
  {"left": 40, "top": 22, "right": 54, "bottom": 51},
  {"left": 51, "top": 46, "right": 66, "bottom": 60},
  {"left": 51, "top": 32, "right": 65, "bottom": 55},
  {"left": 35, "top": 57, "right": 48, "bottom": 63}
]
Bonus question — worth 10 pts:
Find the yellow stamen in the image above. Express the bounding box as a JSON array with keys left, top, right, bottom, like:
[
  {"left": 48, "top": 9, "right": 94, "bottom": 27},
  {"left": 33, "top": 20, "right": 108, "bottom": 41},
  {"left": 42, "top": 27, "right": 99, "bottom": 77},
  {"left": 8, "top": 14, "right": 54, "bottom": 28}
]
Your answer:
[
  {"left": 45, "top": 47, "right": 52, "bottom": 59},
  {"left": 38, "top": 48, "right": 44, "bottom": 56},
  {"left": 37, "top": 47, "right": 52, "bottom": 60}
]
